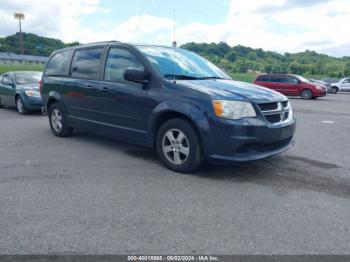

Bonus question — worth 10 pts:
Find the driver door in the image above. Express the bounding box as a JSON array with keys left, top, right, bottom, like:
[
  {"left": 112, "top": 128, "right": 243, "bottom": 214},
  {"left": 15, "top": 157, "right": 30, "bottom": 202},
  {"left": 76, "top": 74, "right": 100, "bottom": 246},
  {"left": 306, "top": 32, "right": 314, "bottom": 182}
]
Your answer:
[
  {"left": 0, "top": 74, "right": 16, "bottom": 106},
  {"left": 96, "top": 46, "right": 157, "bottom": 144}
]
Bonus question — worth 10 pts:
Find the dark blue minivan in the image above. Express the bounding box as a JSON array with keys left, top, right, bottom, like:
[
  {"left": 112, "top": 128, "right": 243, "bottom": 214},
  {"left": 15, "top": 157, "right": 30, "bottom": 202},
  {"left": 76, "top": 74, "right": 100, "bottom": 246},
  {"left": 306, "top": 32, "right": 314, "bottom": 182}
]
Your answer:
[{"left": 41, "top": 42, "right": 296, "bottom": 172}]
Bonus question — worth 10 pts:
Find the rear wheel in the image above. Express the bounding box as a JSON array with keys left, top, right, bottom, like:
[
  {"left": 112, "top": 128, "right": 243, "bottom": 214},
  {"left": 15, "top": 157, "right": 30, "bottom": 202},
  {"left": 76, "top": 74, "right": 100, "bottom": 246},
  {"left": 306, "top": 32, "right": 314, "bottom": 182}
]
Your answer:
[
  {"left": 300, "top": 89, "right": 313, "bottom": 100},
  {"left": 331, "top": 86, "right": 338, "bottom": 94},
  {"left": 48, "top": 102, "right": 73, "bottom": 137},
  {"left": 16, "top": 96, "right": 28, "bottom": 114},
  {"left": 156, "top": 118, "right": 204, "bottom": 173},
  {"left": 0, "top": 97, "right": 4, "bottom": 108}
]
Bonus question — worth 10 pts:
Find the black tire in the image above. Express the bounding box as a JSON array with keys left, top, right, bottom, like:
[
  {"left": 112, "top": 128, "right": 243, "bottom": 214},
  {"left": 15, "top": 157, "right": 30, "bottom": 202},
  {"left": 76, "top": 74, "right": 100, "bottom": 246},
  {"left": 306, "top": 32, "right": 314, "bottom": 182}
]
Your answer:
[
  {"left": 16, "top": 96, "right": 28, "bottom": 114},
  {"left": 156, "top": 118, "right": 204, "bottom": 173},
  {"left": 300, "top": 89, "right": 313, "bottom": 100},
  {"left": 48, "top": 102, "right": 73, "bottom": 137},
  {"left": 331, "top": 86, "right": 338, "bottom": 94},
  {"left": 0, "top": 97, "right": 4, "bottom": 108}
]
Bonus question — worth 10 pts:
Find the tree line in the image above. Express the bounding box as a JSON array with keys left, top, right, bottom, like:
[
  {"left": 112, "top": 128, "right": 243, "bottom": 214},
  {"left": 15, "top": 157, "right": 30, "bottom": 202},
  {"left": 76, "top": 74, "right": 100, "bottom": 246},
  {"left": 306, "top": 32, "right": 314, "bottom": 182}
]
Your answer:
[
  {"left": 181, "top": 42, "right": 350, "bottom": 78},
  {"left": 1, "top": 33, "right": 349, "bottom": 78}
]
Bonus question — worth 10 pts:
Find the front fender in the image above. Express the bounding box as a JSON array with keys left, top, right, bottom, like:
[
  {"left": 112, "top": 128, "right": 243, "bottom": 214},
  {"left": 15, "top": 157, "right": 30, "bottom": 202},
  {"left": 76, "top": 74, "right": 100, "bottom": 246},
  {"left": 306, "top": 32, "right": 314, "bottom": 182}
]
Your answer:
[{"left": 146, "top": 100, "right": 213, "bottom": 156}]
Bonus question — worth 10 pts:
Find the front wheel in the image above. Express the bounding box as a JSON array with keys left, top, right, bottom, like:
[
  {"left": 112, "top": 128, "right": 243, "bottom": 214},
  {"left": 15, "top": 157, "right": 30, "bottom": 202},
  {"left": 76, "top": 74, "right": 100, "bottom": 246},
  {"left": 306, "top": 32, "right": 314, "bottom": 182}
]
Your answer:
[
  {"left": 48, "top": 103, "right": 73, "bottom": 137},
  {"left": 331, "top": 87, "right": 338, "bottom": 94},
  {"left": 16, "top": 97, "right": 28, "bottom": 114},
  {"left": 300, "top": 89, "right": 313, "bottom": 100},
  {"left": 156, "top": 118, "right": 204, "bottom": 173}
]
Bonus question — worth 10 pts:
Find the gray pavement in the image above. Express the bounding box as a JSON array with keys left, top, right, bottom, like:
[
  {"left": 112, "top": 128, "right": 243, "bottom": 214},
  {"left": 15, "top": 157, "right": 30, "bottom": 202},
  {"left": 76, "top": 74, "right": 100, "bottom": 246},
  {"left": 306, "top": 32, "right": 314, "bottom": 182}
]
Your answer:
[{"left": 0, "top": 93, "right": 350, "bottom": 254}]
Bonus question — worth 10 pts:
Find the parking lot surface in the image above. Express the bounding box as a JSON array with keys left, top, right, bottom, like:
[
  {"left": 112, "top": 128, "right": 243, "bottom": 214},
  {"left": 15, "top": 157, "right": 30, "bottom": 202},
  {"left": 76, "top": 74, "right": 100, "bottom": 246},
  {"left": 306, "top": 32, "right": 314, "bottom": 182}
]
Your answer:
[{"left": 0, "top": 94, "right": 350, "bottom": 254}]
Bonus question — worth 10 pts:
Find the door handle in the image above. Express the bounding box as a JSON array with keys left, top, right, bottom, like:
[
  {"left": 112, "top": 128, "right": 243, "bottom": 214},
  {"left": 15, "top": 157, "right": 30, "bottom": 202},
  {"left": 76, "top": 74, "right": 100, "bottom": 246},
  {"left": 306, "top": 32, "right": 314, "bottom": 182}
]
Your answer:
[
  {"left": 100, "top": 87, "right": 109, "bottom": 93},
  {"left": 86, "top": 85, "right": 96, "bottom": 90}
]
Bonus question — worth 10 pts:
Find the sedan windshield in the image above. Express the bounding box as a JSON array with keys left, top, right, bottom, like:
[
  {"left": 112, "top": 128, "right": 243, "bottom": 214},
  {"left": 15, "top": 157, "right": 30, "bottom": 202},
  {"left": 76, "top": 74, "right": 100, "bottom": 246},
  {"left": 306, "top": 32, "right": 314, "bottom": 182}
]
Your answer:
[
  {"left": 15, "top": 72, "right": 42, "bottom": 85},
  {"left": 137, "top": 46, "right": 231, "bottom": 80}
]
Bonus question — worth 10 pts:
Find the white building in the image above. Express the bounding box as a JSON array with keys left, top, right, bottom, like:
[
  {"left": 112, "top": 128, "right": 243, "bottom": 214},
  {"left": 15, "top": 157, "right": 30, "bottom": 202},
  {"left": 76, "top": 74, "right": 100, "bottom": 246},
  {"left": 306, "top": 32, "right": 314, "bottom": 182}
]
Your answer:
[{"left": 0, "top": 52, "right": 47, "bottom": 65}]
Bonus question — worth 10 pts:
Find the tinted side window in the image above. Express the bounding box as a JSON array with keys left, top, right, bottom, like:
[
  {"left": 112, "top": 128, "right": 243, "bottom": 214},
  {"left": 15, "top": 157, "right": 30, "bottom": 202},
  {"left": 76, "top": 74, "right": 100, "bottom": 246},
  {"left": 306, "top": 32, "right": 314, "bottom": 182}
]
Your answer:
[
  {"left": 270, "top": 76, "right": 284, "bottom": 83},
  {"left": 71, "top": 48, "right": 103, "bottom": 80},
  {"left": 257, "top": 76, "right": 269, "bottom": 82},
  {"left": 104, "top": 48, "right": 144, "bottom": 83},
  {"left": 46, "top": 50, "right": 72, "bottom": 76}
]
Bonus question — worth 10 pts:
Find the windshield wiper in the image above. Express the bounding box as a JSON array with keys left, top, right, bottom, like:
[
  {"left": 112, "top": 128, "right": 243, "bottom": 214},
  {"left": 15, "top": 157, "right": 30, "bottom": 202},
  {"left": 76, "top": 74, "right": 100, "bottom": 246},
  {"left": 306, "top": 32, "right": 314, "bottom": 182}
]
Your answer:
[
  {"left": 196, "top": 76, "right": 228, "bottom": 80},
  {"left": 164, "top": 74, "right": 200, "bottom": 80}
]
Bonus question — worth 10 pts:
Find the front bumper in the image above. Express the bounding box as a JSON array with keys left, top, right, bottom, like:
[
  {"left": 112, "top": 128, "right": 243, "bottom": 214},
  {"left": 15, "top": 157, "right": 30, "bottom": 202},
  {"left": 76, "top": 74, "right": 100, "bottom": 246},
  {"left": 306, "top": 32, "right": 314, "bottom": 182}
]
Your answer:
[
  {"left": 313, "top": 89, "right": 327, "bottom": 97},
  {"left": 205, "top": 117, "right": 296, "bottom": 163},
  {"left": 22, "top": 96, "right": 44, "bottom": 110}
]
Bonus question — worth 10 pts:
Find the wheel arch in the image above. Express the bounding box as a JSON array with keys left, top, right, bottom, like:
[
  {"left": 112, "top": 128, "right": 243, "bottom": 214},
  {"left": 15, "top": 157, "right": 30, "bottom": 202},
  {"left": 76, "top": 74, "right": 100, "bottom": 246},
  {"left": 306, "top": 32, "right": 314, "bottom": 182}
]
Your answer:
[
  {"left": 14, "top": 92, "right": 26, "bottom": 106},
  {"left": 331, "top": 86, "right": 339, "bottom": 91},
  {"left": 46, "top": 91, "right": 63, "bottom": 112},
  {"left": 146, "top": 102, "right": 211, "bottom": 156},
  {"left": 300, "top": 88, "right": 313, "bottom": 97}
]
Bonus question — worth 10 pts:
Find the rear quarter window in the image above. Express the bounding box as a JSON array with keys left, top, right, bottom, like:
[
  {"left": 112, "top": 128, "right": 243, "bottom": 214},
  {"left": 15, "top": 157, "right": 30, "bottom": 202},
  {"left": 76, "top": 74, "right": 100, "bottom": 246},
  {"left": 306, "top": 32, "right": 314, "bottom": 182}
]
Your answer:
[{"left": 45, "top": 50, "right": 73, "bottom": 76}]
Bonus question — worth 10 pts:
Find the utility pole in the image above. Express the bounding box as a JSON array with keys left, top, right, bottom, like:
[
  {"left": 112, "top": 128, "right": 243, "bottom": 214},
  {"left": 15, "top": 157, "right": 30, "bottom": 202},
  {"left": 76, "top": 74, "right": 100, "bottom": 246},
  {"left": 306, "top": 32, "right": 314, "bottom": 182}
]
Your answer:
[{"left": 14, "top": 12, "right": 25, "bottom": 54}]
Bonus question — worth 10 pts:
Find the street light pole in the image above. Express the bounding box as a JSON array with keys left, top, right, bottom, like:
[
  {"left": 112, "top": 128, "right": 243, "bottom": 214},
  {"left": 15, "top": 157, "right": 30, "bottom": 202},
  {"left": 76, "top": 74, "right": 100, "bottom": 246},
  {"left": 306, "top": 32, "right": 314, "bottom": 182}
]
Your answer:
[{"left": 14, "top": 12, "right": 25, "bottom": 54}]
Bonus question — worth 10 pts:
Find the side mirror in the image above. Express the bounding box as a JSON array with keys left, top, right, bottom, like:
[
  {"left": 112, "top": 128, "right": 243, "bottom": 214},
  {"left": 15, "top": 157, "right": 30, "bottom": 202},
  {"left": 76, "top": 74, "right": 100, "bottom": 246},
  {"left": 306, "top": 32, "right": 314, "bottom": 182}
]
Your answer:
[
  {"left": 124, "top": 68, "right": 149, "bottom": 84},
  {"left": 2, "top": 78, "right": 13, "bottom": 87}
]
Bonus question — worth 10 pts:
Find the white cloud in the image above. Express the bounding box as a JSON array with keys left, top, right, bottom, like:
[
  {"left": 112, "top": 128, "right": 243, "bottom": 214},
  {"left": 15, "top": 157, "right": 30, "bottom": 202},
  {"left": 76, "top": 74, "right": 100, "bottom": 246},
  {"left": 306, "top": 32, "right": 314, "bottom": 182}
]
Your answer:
[
  {"left": 0, "top": 0, "right": 349, "bottom": 56},
  {"left": 174, "top": 0, "right": 350, "bottom": 56}
]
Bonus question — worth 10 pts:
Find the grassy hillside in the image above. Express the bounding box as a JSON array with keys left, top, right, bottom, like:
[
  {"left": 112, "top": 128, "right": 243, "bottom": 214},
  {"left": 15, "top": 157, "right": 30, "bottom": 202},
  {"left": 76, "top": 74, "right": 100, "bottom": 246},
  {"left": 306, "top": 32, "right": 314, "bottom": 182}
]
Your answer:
[
  {"left": 0, "top": 64, "right": 44, "bottom": 74},
  {"left": 230, "top": 73, "right": 256, "bottom": 83},
  {"left": 0, "top": 32, "right": 79, "bottom": 56},
  {"left": 2, "top": 32, "right": 348, "bottom": 82},
  {"left": 181, "top": 42, "right": 350, "bottom": 78}
]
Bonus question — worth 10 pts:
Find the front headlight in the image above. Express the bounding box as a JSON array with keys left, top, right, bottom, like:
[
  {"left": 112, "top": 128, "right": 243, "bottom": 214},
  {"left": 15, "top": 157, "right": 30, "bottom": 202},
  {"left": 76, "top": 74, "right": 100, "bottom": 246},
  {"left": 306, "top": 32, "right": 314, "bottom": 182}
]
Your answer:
[
  {"left": 25, "top": 90, "right": 41, "bottom": 97},
  {"left": 212, "top": 100, "right": 256, "bottom": 120}
]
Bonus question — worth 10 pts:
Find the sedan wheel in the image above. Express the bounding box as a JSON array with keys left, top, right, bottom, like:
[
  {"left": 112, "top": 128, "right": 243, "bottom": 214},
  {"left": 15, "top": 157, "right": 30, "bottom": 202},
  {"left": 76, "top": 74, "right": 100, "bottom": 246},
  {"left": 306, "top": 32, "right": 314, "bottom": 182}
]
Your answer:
[
  {"left": 16, "top": 97, "right": 28, "bottom": 114},
  {"left": 331, "top": 87, "right": 338, "bottom": 94}
]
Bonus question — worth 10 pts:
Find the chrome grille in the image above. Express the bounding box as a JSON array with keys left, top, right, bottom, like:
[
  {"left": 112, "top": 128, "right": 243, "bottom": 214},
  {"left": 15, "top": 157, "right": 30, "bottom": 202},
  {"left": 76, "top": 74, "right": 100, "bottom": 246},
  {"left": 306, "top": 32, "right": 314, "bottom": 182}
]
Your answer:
[{"left": 258, "top": 101, "right": 292, "bottom": 124}]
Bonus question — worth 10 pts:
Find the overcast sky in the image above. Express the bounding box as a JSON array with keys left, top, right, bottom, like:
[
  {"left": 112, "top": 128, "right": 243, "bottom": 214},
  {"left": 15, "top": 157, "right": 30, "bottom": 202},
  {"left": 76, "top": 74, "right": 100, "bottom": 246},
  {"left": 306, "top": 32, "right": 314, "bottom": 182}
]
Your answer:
[{"left": 0, "top": 0, "right": 349, "bottom": 57}]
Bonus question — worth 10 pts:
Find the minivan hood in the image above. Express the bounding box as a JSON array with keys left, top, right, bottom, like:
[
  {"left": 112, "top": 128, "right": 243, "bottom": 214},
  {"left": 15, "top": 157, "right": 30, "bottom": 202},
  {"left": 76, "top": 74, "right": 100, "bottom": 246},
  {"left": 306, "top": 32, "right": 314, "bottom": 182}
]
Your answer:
[
  {"left": 16, "top": 83, "right": 39, "bottom": 91},
  {"left": 179, "top": 79, "right": 286, "bottom": 104}
]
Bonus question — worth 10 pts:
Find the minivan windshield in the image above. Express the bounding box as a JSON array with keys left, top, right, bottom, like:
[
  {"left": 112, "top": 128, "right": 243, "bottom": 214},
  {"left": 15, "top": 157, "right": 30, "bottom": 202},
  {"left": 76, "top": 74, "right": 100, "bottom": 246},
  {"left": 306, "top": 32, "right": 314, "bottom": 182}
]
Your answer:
[
  {"left": 137, "top": 46, "right": 231, "bottom": 80},
  {"left": 15, "top": 72, "right": 42, "bottom": 85}
]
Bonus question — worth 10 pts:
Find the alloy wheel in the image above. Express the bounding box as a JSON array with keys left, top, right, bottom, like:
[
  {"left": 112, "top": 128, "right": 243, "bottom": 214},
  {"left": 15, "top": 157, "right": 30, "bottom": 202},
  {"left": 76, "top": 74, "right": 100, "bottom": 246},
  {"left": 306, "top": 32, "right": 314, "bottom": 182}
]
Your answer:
[
  {"left": 162, "top": 129, "right": 190, "bottom": 165},
  {"left": 51, "top": 108, "right": 63, "bottom": 133},
  {"left": 16, "top": 98, "right": 24, "bottom": 113}
]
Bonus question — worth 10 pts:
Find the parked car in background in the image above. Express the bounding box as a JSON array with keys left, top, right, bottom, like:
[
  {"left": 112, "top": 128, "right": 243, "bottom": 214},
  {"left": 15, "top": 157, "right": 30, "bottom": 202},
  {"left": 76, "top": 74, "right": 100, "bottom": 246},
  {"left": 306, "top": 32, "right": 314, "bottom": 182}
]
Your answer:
[
  {"left": 254, "top": 74, "right": 327, "bottom": 99},
  {"left": 330, "top": 77, "right": 350, "bottom": 93},
  {"left": 40, "top": 42, "right": 296, "bottom": 173},
  {"left": 309, "top": 79, "right": 333, "bottom": 93},
  {"left": 0, "top": 71, "right": 43, "bottom": 114}
]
